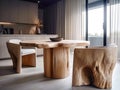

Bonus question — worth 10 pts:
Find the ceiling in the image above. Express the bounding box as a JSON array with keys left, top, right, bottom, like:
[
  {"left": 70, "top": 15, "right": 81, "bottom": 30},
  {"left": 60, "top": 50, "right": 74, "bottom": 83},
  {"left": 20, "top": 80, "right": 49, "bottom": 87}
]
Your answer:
[
  {"left": 23, "top": 0, "right": 102, "bottom": 8},
  {"left": 22, "top": 0, "right": 61, "bottom": 8}
]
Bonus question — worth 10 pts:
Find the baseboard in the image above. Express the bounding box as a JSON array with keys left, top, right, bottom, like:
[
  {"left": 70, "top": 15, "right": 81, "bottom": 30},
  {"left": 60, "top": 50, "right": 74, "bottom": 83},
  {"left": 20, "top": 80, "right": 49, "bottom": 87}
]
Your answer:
[
  {"left": 0, "top": 57, "right": 11, "bottom": 60},
  {"left": 0, "top": 54, "right": 43, "bottom": 60}
]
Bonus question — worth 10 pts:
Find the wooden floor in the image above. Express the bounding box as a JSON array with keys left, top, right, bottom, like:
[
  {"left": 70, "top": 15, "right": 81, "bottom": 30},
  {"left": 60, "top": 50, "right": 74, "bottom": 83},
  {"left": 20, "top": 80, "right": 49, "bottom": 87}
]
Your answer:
[{"left": 0, "top": 54, "right": 120, "bottom": 90}]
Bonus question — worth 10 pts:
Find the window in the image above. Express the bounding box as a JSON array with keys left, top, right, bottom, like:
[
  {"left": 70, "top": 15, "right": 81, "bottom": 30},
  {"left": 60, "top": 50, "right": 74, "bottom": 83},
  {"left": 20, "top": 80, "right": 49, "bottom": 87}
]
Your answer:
[{"left": 86, "top": 0, "right": 108, "bottom": 46}]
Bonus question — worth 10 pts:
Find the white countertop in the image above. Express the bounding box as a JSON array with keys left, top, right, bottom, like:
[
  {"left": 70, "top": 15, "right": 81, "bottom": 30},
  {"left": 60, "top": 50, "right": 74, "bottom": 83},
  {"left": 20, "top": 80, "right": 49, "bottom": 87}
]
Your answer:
[{"left": 0, "top": 34, "right": 58, "bottom": 37}]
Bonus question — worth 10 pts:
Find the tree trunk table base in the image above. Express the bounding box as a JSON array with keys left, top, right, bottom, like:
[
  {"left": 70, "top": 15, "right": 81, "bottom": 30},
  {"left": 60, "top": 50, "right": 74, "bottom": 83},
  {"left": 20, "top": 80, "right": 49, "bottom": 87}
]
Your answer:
[{"left": 44, "top": 47, "right": 70, "bottom": 79}]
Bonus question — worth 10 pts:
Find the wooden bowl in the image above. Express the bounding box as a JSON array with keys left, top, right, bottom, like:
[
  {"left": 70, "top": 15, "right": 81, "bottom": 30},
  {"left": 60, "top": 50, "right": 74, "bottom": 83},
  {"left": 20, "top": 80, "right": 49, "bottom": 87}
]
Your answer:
[{"left": 50, "top": 37, "right": 63, "bottom": 42}]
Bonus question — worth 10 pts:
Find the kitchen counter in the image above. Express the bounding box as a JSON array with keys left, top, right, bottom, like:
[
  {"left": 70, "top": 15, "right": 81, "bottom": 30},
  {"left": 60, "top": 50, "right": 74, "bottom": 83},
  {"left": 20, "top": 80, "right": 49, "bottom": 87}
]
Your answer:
[
  {"left": 0, "top": 34, "right": 58, "bottom": 59},
  {"left": 0, "top": 34, "right": 53, "bottom": 36}
]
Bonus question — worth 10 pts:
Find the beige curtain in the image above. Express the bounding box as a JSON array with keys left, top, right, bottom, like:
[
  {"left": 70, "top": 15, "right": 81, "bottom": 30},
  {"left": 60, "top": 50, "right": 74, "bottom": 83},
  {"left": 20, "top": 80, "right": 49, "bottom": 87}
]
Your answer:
[
  {"left": 109, "top": 0, "right": 120, "bottom": 59},
  {"left": 65, "top": 0, "right": 86, "bottom": 40}
]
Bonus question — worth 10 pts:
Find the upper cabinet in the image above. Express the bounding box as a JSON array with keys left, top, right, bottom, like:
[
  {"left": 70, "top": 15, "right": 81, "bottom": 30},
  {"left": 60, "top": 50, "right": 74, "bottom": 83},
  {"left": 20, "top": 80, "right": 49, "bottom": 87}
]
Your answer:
[{"left": 0, "top": 0, "right": 38, "bottom": 24}]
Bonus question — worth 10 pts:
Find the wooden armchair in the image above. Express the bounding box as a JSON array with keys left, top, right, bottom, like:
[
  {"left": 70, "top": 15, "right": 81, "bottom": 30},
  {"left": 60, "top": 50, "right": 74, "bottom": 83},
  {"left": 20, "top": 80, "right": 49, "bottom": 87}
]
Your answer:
[
  {"left": 72, "top": 45, "right": 117, "bottom": 89},
  {"left": 6, "top": 39, "right": 37, "bottom": 73}
]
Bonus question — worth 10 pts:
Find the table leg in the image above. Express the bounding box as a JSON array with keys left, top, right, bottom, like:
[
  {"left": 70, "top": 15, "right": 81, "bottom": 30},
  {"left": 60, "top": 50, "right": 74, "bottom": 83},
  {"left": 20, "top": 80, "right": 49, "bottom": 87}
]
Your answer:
[{"left": 43, "top": 47, "right": 70, "bottom": 79}]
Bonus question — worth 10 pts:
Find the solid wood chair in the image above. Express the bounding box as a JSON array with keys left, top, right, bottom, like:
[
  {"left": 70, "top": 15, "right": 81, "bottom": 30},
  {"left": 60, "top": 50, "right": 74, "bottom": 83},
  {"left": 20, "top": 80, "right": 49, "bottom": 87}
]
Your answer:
[
  {"left": 72, "top": 45, "right": 117, "bottom": 89},
  {"left": 6, "top": 39, "right": 37, "bottom": 73}
]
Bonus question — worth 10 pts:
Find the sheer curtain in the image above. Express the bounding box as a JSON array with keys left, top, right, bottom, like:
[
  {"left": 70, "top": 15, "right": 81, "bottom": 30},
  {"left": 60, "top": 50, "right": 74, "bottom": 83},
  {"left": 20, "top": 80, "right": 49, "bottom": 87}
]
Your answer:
[
  {"left": 65, "top": 0, "right": 86, "bottom": 40},
  {"left": 109, "top": 0, "right": 120, "bottom": 59}
]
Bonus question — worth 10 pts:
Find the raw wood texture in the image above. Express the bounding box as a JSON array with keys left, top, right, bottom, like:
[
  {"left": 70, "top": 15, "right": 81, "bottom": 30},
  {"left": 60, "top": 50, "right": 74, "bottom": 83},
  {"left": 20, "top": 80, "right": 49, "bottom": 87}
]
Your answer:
[
  {"left": 44, "top": 47, "right": 70, "bottom": 78},
  {"left": 22, "top": 54, "right": 36, "bottom": 67},
  {"left": 20, "top": 40, "right": 90, "bottom": 48},
  {"left": 6, "top": 40, "right": 36, "bottom": 73},
  {"left": 72, "top": 46, "right": 117, "bottom": 89},
  {"left": 20, "top": 40, "right": 90, "bottom": 78}
]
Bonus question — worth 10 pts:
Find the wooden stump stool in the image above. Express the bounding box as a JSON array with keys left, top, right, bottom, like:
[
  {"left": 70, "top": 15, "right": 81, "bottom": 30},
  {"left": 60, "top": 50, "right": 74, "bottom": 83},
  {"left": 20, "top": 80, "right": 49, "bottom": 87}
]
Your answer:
[{"left": 72, "top": 45, "right": 117, "bottom": 89}]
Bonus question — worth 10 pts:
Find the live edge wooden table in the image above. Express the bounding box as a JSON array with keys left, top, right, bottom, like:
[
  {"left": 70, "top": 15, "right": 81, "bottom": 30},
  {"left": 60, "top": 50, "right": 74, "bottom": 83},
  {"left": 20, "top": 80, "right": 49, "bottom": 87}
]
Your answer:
[{"left": 20, "top": 40, "right": 90, "bottom": 79}]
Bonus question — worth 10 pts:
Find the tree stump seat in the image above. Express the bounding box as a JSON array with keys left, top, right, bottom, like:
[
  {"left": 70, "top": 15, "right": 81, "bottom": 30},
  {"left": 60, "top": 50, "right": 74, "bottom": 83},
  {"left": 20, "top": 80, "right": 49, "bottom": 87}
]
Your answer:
[{"left": 72, "top": 45, "right": 117, "bottom": 89}]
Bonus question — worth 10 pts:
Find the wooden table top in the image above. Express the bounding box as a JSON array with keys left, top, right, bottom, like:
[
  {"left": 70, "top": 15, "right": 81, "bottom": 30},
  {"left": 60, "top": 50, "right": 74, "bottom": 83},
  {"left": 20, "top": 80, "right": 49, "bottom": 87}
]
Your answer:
[{"left": 20, "top": 40, "right": 90, "bottom": 48}]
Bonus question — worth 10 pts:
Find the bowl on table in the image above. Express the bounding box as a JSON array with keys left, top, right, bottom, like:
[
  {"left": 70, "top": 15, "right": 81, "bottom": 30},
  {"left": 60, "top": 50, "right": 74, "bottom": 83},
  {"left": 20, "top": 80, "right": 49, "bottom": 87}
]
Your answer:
[{"left": 50, "top": 37, "right": 63, "bottom": 42}]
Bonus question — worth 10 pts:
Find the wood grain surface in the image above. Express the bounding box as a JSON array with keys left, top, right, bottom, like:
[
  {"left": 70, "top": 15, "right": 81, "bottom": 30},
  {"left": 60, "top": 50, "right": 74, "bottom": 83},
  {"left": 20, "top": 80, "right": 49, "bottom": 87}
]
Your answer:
[{"left": 72, "top": 45, "right": 117, "bottom": 89}]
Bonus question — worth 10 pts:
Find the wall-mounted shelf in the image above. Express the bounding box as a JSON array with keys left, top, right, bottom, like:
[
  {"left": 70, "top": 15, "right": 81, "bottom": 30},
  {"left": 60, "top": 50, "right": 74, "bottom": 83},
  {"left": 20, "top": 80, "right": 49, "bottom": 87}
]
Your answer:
[{"left": 0, "top": 21, "right": 38, "bottom": 26}]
